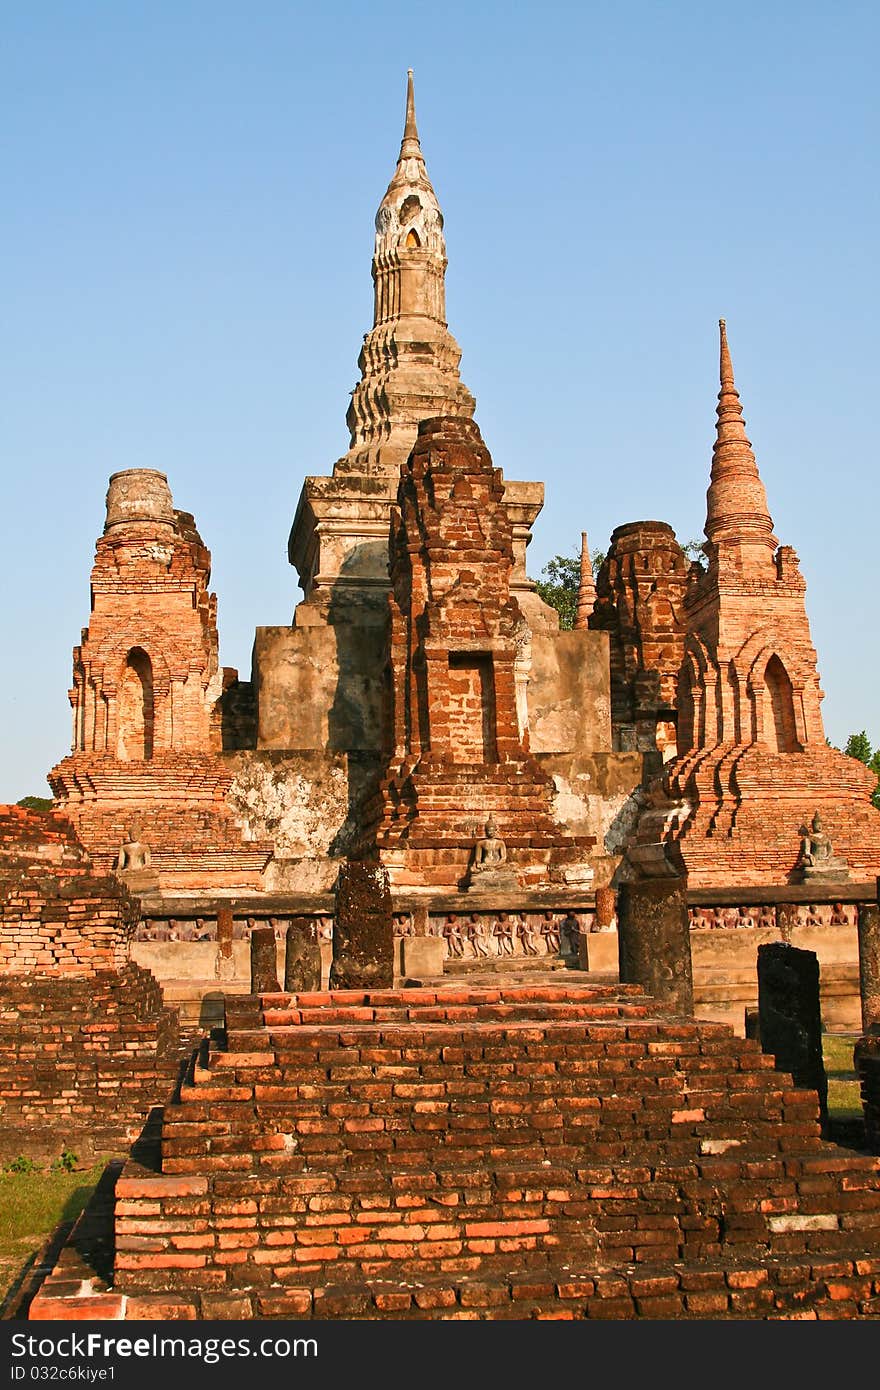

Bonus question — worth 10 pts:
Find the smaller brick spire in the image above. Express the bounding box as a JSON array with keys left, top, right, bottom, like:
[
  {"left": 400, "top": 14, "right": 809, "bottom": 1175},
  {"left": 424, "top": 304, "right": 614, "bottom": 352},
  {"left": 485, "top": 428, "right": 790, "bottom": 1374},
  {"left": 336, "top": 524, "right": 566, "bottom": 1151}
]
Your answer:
[
  {"left": 573, "top": 531, "right": 596, "bottom": 629},
  {"left": 704, "top": 319, "right": 777, "bottom": 562}
]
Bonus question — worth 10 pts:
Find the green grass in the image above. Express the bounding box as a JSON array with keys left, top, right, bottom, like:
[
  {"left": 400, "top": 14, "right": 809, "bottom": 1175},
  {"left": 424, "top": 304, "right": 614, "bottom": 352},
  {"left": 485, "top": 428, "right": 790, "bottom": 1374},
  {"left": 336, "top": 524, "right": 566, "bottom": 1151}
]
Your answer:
[
  {"left": 823, "top": 1032, "right": 862, "bottom": 1123},
  {"left": 0, "top": 1163, "right": 103, "bottom": 1316}
]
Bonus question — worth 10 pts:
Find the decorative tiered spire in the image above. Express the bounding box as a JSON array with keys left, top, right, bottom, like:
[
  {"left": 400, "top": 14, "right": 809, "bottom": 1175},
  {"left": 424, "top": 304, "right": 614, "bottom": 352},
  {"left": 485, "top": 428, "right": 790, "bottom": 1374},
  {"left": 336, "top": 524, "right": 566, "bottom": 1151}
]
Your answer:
[
  {"left": 573, "top": 531, "right": 596, "bottom": 629},
  {"left": 336, "top": 70, "right": 476, "bottom": 478},
  {"left": 704, "top": 319, "right": 777, "bottom": 562}
]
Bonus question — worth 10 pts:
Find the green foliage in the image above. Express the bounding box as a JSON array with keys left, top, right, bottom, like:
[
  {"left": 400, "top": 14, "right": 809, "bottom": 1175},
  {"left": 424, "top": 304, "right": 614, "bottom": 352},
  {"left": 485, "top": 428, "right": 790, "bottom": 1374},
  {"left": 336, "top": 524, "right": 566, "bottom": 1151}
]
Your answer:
[
  {"left": 53, "top": 1148, "right": 79, "bottom": 1173},
  {"left": 534, "top": 553, "right": 580, "bottom": 630},
  {"left": 16, "top": 796, "right": 52, "bottom": 813},
  {"left": 6, "top": 1157, "right": 39, "bottom": 1175},
  {"left": 843, "top": 731, "right": 880, "bottom": 810}
]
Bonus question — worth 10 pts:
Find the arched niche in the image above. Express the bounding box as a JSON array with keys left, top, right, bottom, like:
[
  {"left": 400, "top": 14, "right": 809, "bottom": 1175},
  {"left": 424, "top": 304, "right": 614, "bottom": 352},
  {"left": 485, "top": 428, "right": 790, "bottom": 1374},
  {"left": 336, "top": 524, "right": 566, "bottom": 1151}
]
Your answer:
[
  {"left": 117, "top": 647, "right": 154, "bottom": 760},
  {"left": 763, "top": 654, "right": 799, "bottom": 753}
]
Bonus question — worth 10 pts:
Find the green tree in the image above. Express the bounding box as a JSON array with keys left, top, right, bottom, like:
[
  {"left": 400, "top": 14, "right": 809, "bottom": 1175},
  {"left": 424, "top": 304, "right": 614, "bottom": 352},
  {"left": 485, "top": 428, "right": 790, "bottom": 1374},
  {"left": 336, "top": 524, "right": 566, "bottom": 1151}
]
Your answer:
[
  {"left": 533, "top": 535, "right": 704, "bottom": 630},
  {"left": 534, "top": 553, "right": 580, "bottom": 630},
  {"left": 843, "top": 731, "right": 880, "bottom": 810},
  {"left": 16, "top": 796, "right": 52, "bottom": 813}
]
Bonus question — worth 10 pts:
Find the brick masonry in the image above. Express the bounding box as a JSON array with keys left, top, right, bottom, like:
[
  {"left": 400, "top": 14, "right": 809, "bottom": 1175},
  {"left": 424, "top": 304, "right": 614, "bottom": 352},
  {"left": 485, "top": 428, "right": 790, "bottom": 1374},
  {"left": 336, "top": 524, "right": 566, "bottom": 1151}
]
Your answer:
[
  {"left": 29, "top": 980, "right": 880, "bottom": 1320},
  {"left": 590, "top": 521, "right": 688, "bottom": 760},
  {"left": 48, "top": 471, "right": 272, "bottom": 894},
  {"left": 0, "top": 805, "right": 184, "bottom": 1163},
  {"left": 358, "top": 415, "right": 595, "bottom": 890}
]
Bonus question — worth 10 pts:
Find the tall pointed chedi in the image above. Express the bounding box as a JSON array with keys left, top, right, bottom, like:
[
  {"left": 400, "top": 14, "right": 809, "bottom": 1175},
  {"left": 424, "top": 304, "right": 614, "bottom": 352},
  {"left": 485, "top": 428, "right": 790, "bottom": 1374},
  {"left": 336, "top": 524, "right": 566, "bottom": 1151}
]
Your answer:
[
  {"left": 342, "top": 69, "right": 476, "bottom": 479},
  {"left": 249, "top": 72, "right": 639, "bottom": 897},
  {"left": 704, "top": 319, "right": 777, "bottom": 565},
  {"left": 257, "top": 72, "right": 557, "bottom": 766},
  {"left": 573, "top": 531, "right": 596, "bottom": 630},
  {"left": 627, "top": 321, "right": 880, "bottom": 887},
  {"left": 287, "top": 71, "right": 476, "bottom": 618}
]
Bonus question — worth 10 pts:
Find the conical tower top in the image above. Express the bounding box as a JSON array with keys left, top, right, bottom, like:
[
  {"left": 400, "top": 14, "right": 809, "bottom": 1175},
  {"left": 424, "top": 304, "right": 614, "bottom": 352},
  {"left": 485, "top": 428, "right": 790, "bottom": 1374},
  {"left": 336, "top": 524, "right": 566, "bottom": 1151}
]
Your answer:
[
  {"left": 375, "top": 68, "right": 444, "bottom": 259},
  {"left": 573, "top": 531, "right": 596, "bottom": 629},
  {"left": 704, "top": 319, "right": 777, "bottom": 563},
  {"left": 401, "top": 68, "right": 420, "bottom": 155}
]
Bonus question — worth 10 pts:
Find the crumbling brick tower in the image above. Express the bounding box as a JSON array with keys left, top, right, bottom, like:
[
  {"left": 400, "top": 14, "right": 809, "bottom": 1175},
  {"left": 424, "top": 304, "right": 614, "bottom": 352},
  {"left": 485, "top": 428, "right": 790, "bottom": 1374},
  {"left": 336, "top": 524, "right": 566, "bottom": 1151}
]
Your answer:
[
  {"left": 629, "top": 321, "right": 880, "bottom": 886},
  {"left": 359, "top": 415, "right": 594, "bottom": 890},
  {"left": 589, "top": 521, "right": 688, "bottom": 760},
  {"left": 49, "top": 469, "right": 271, "bottom": 892}
]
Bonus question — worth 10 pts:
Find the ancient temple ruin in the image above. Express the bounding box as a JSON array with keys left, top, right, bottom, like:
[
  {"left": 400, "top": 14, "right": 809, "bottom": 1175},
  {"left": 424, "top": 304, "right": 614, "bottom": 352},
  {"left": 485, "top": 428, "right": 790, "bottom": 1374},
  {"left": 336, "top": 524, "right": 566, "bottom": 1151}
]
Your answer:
[
  {"left": 23, "top": 72, "right": 880, "bottom": 1007},
  {"left": 6, "top": 68, "right": 880, "bottom": 1329}
]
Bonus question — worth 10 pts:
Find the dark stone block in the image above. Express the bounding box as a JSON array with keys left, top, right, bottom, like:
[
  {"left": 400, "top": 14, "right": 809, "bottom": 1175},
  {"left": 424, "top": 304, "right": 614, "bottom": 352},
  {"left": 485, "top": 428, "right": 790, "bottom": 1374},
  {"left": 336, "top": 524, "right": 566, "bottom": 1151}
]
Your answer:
[
  {"left": 617, "top": 876, "right": 693, "bottom": 1015},
  {"left": 250, "top": 926, "right": 280, "bottom": 993},
  {"left": 284, "top": 920, "right": 322, "bottom": 992},
  {"left": 858, "top": 902, "right": 880, "bottom": 1033},
  {"left": 330, "top": 860, "right": 394, "bottom": 990},
  {"left": 757, "top": 941, "right": 827, "bottom": 1125}
]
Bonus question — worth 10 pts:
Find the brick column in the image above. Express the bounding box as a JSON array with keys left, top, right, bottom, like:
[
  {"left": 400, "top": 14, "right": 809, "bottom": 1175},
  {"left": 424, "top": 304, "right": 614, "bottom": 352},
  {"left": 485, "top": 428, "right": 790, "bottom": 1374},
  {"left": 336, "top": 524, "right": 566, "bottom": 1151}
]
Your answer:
[
  {"left": 594, "top": 886, "right": 617, "bottom": 930},
  {"left": 617, "top": 877, "right": 693, "bottom": 1015},
  {"left": 857, "top": 896, "right": 880, "bottom": 1034},
  {"left": 757, "top": 942, "right": 827, "bottom": 1128},
  {"left": 284, "top": 918, "right": 322, "bottom": 993},
  {"left": 215, "top": 904, "right": 235, "bottom": 982},
  {"left": 330, "top": 860, "right": 394, "bottom": 990},
  {"left": 250, "top": 926, "right": 280, "bottom": 994},
  {"left": 859, "top": 1055, "right": 880, "bottom": 1154},
  {"left": 777, "top": 902, "right": 799, "bottom": 944}
]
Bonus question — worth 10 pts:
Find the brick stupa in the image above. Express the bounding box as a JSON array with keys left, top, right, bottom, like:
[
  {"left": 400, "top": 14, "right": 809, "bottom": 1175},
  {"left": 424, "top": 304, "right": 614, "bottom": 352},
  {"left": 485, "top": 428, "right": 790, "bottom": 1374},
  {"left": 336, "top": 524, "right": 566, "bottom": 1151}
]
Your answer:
[
  {"left": 628, "top": 321, "right": 880, "bottom": 886},
  {"left": 49, "top": 469, "right": 272, "bottom": 894},
  {"left": 358, "top": 415, "right": 595, "bottom": 890}
]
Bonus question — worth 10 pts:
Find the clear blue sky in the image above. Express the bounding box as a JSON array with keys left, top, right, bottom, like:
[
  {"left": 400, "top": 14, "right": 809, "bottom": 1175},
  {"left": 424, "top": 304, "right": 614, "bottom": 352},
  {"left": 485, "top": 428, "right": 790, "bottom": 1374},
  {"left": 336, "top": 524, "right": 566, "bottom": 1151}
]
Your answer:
[{"left": 2, "top": 1, "right": 877, "bottom": 802}]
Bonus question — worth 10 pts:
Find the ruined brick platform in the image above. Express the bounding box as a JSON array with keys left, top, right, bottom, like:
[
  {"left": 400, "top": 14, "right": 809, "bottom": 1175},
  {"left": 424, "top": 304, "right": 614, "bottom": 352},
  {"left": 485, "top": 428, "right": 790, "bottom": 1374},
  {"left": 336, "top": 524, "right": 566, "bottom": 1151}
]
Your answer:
[
  {"left": 0, "top": 805, "right": 185, "bottom": 1165},
  {"left": 30, "top": 981, "right": 880, "bottom": 1320}
]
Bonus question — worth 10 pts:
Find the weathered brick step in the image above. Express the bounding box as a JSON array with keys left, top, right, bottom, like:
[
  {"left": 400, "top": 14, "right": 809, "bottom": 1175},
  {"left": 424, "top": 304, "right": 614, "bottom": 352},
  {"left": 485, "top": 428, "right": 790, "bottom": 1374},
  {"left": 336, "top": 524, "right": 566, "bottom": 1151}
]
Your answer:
[
  {"left": 261, "top": 1001, "right": 653, "bottom": 1027},
  {"left": 211, "top": 1032, "right": 782, "bottom": 1074},
  {"left": 36, "top": 1247, "right": 880, "bottom": 1321},
  {"left": 158, "top": 1111, "right": 831, "bottom": 1179},
  {"left": 220, "top": 1018, "right": 767, "bottom": 1060},
  {"left": 230, "top": 983, "right": 659, "bottom": 1018},
  {"left": 258, "top": 985, "right": 650, "bottom": 1005}
]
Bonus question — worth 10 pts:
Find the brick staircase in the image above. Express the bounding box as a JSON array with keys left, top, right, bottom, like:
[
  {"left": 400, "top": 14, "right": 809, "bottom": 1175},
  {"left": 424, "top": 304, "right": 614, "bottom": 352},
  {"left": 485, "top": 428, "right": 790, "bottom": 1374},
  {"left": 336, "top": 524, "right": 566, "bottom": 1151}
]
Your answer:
[{"left": 29, "top": 979, "right": 880, "bottom": 1320}]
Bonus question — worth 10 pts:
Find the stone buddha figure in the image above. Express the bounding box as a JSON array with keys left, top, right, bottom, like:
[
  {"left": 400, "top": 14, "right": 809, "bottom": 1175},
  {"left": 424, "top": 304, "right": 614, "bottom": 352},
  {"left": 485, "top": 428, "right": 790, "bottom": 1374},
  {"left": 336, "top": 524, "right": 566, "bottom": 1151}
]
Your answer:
[
  {"left": 796, "top": 811, "right": 849, "bottom": 882},
  {"left": 114, "top": 823, "right": 159, "bottom": 891},
  {"left": 472, "top": 817, "right": 506, "bottom": 871},
  {"left": 467, "top": 816, "right": 518, "bottom": 891},
  {"left": 115, "top": 824, "right": 151, "bottom": 872}
]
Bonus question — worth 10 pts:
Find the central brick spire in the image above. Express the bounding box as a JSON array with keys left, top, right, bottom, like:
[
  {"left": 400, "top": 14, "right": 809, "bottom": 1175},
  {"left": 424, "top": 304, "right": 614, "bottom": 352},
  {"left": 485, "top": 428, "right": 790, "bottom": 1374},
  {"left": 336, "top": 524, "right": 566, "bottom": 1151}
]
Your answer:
[
  {"left": 704, "top": 319, "right": 777, "bottom": 567},
  {"left": 339, "top": 70, "right": 476, "bottom": 479}
]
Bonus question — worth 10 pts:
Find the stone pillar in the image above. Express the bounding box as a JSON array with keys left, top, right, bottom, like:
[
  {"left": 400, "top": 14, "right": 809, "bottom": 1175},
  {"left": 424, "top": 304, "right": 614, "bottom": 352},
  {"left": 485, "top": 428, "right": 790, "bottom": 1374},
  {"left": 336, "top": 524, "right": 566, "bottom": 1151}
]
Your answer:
[
  {"left": 857, "top": 900, "right": 880, "bottom": 1034},
  {"left": 250, "top": 926, "right": 280, "bottom": 994},
  {"left": 757, "top": 942, "right": 827, "bottom": 1127},
  {"left": 617, "top": 877, "right": 693, "bottom": 1015},
  {"left": 215, "top": 905, "right": 235, "bottom": 982},
  {"left": 777, "top": 902, "right": 799, "bottom": 945},
  {"left": 595, "top": 886, "right": 617, "bottom": 930},
  {"left": 330, "top": 860, "right": 394, "bottom": 990},
  {"left": 284, "top": 918, "right": 322, "bottom": 993},
  {"left": 859, "top": 1054, "right": 880, "bottom": 1154}
]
